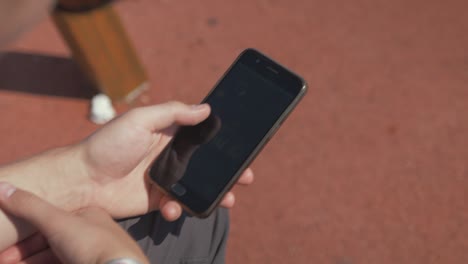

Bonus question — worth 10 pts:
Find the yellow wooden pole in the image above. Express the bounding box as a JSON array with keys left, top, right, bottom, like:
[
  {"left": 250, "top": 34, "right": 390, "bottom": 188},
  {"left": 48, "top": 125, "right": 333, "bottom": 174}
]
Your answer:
[{"left": 53, "top": 1, "right": 148, "bottom": 101}]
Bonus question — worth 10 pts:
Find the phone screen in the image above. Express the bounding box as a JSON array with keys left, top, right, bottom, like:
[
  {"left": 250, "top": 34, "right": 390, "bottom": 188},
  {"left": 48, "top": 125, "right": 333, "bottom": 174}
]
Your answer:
[{"left": 149, "top": 49, "right": 305, "bottom": 215}]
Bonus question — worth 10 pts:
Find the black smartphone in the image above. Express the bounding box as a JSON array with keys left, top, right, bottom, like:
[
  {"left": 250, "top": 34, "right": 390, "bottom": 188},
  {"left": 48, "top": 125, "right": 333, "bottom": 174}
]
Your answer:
[{"left": 148, "top": 48, "right": 307, "bottom": 217}]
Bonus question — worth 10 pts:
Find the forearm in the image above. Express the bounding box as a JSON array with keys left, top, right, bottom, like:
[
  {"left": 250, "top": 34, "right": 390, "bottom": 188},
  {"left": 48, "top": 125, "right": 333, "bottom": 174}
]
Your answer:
[{"left": 0, "top": 146, "right": 91, "bottom": 251}]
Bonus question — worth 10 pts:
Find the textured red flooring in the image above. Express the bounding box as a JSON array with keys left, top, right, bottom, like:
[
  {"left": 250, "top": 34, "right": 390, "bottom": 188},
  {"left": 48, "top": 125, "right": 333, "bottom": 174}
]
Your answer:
[{"left": 1, "top": 0, "right": 468, "bottom": 263}]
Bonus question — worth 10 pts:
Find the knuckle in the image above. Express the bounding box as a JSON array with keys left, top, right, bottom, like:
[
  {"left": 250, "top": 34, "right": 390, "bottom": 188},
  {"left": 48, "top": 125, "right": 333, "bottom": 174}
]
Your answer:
[
  {"left": 123, "top": 107, "right": 149, "bottom": 125},
  {"left": 165, "top": 100, "right": 185, "bottom": 110}
]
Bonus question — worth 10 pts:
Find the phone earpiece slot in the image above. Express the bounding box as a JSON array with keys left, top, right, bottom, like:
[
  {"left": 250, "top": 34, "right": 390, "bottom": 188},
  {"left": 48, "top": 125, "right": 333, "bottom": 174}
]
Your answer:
[{"left": 266, "top": 66, "right": 279, "bottom": 74}]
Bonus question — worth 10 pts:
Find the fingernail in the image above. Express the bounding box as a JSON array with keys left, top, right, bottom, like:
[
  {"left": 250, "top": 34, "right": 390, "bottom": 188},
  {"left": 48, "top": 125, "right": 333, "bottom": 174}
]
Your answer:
[
  {"left": 0, "top": 182, "right": 16, "bottom": 201},
  {"left": 191, "top": 104, "right": 207, "bottom": 111}
]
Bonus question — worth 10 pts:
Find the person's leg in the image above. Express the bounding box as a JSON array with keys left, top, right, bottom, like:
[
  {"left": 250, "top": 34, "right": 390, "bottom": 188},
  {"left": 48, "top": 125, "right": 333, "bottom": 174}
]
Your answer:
[{"left": 118, "top": 208, "right": 229, "bottom": 264}]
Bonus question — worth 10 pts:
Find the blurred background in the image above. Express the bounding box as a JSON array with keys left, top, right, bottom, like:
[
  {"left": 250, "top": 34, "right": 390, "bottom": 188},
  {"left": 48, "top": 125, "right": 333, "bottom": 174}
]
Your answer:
[{"left": 1, "top": 0, "right": 468, "bottom": 263}]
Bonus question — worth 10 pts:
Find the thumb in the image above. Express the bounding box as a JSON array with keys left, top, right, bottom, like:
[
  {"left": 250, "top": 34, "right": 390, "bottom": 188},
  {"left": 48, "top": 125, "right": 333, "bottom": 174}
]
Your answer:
[
  {"left": 125, "top": 101, "right": 211, "bottom": 131},
  {"left": 0, "top": 182, "right": 72, "bottom": 238}
]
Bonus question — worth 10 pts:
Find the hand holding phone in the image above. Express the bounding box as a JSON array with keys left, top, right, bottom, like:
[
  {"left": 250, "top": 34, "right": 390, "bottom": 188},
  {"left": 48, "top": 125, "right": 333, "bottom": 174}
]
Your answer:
[{"left": 149, "top": 49, "right": 307, "bottom": 217}]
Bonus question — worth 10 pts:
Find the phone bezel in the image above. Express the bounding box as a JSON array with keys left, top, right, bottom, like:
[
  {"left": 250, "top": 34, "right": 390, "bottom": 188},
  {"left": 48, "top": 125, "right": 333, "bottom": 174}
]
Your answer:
[{"left": 147, "top": 48, "right": 308, "bottom": 217}]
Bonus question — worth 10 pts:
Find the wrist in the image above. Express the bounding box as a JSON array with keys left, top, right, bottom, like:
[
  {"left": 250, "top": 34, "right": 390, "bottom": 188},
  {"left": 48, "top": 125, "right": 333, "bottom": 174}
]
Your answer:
[
  {"left": 0, "top": 144, "right": 94, "bottom": 212},
  {"left": 42, "top": 144, "right": 95, "bottom": 211}
]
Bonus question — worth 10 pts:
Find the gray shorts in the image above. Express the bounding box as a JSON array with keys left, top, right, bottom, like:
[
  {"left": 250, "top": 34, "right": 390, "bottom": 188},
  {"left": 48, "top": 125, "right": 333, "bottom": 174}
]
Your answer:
[{"left": 118, "top": 208, "right": 229, "bottom": 264}]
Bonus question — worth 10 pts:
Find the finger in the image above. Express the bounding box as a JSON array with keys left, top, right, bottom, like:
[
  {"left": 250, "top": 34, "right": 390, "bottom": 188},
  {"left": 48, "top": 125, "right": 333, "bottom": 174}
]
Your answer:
[
  {"left": 18, "top": 248, "right": 60, "bottom": 264},
  {"left": 219, "top": 192, "right": 236, "bottom": 208},
  {"left": 0, "top": 182, "right": 72, "bottom": 238},
  {"left": 126, "top": 102, "right": 211, "bottom": 131},
  {"left": 0, "top": 248, "right": 17, "bottom": 264},
  {"left": 0, "top": 245, "right": 21, "bottom": 264},
  {"left": 236, "top": 168, "right": 255, "bottom": 185},
  {"left": 0, "top": 233, "right": 48, "bottom": 264},
  {"left": 159, "top": 196, "right": 182, "bottom": 222}
]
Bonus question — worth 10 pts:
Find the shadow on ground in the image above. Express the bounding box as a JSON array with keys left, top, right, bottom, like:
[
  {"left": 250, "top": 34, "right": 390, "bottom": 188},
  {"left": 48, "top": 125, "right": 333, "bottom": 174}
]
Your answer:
[{"left": 0, "top": 52, "right": 97, "bottom": 99}]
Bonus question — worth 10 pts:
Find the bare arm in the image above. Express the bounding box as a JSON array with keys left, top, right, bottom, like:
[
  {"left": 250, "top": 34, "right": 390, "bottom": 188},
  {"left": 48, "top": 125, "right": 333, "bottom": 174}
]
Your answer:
[
  {"left": 0, "top": 146, "right": 90, "bottom": 251},
  {"left": 0, "top": 183, "right": 150, "bottom": 264},
  {"left": 0, "top": 102, "right": 253, "bottom": 255}
]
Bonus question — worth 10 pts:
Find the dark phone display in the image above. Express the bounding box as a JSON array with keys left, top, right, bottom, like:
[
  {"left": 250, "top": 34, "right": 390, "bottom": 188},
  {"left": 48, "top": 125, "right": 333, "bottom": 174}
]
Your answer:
[{"left": 150, "top": 60, "right": 297, "bottom": 213}]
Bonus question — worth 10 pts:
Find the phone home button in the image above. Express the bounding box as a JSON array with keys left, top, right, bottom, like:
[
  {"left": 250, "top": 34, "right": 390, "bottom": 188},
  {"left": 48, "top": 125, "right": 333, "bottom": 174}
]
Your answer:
[{"left": 171, "top": 183, "right": 186, "bottom": 196}]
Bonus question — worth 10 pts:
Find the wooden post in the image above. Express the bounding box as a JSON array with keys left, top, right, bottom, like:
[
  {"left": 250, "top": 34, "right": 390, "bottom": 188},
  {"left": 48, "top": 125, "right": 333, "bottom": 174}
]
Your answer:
[{"left": 52, "top": 0, "right": 148, "bottom": 101}]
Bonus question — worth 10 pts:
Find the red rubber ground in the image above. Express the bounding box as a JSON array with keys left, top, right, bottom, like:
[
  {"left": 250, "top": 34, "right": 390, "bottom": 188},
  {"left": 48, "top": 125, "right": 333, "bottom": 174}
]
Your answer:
[{"left": 1, "top": 0, "right": 468, "bottom": 263}]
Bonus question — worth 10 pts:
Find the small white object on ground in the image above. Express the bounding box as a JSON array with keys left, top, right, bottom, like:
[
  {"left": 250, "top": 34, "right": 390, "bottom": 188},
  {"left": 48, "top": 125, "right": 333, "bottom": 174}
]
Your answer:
[{"left": 90, "top": 93, "right": 116, "bottom": 124}]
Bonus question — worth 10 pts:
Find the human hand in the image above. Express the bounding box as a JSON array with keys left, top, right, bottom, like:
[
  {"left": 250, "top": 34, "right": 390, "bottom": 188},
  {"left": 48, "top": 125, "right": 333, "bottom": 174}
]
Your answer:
[
  {"left": 0, "top": 182, "right": 149, "bottom": 264},
  {"left": 0, "top": 101, "right": 254, "bottom": 258},
  {"left": 78, "top": 101, "right": 254, "bottom": 221}
]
